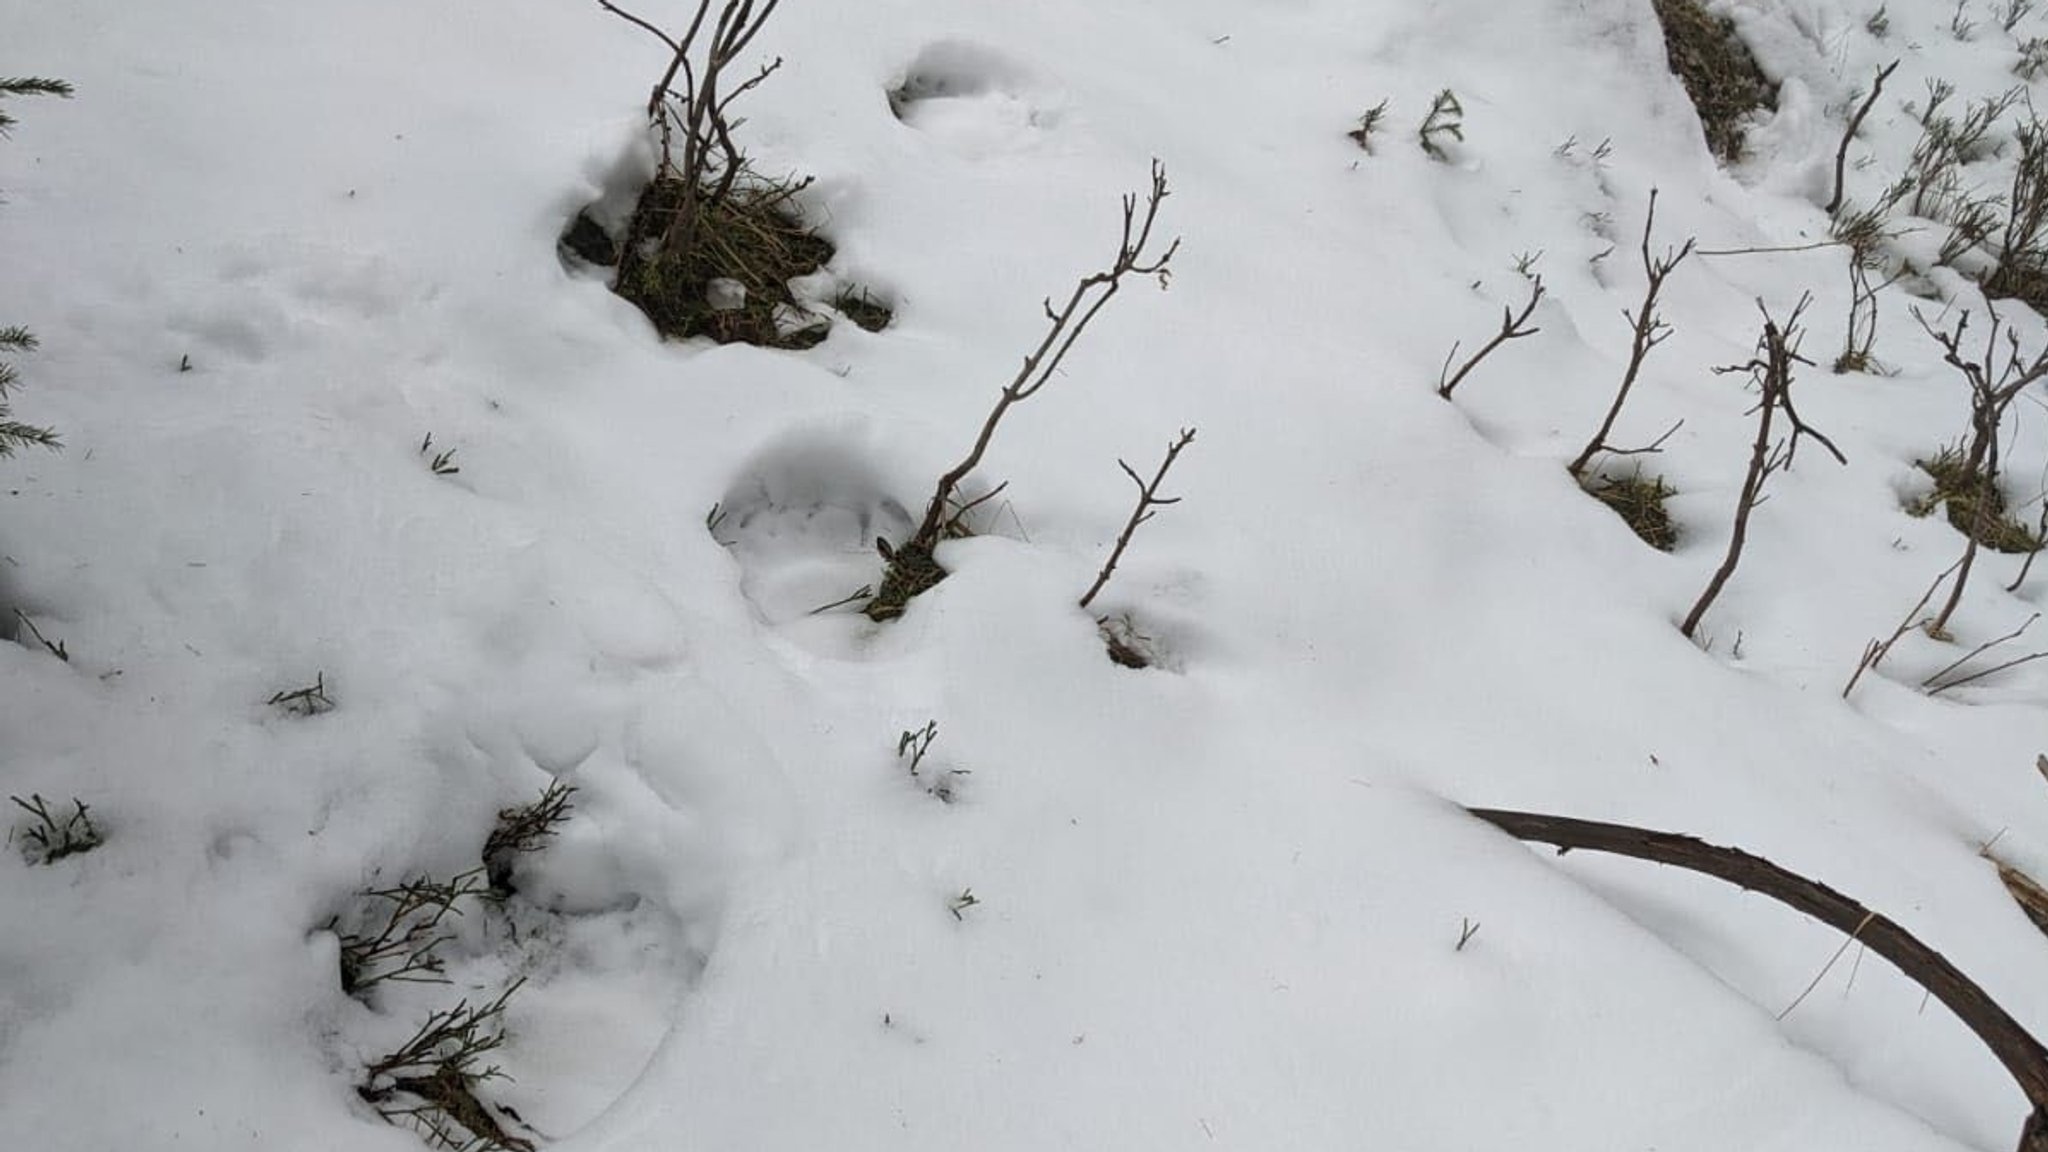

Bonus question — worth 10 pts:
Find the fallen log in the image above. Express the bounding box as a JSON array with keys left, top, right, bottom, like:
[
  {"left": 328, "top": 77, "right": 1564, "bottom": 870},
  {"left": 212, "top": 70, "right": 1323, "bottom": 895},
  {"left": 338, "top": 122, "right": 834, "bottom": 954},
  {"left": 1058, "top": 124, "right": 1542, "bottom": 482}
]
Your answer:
[{"left": 1466, "top": 806, "right": 2048, "bottom": 1152}]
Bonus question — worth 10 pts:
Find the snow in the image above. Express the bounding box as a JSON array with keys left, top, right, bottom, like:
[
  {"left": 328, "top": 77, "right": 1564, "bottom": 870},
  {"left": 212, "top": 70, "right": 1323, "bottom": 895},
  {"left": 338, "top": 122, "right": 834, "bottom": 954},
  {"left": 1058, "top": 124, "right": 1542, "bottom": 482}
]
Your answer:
[{"left": 3, "top": 0, "right": 2047, "bottom": 1148}]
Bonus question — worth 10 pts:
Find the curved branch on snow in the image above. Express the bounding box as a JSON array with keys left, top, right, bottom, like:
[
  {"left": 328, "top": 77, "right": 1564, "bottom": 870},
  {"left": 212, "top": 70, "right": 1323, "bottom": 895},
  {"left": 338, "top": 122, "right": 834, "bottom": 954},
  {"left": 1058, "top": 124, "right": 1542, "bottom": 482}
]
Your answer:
[{"left": 1465, "top": 806, "right": 2048, "bottom": 1152}]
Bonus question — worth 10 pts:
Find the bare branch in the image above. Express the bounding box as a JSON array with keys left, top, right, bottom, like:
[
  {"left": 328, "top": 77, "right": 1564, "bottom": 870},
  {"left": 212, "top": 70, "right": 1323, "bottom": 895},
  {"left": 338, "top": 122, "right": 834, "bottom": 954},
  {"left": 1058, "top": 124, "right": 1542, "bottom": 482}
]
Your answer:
[
  {"left": 1080, "top": 429, "right": 1197, "bottom": 610},
  {"left": 1844, "top": 555, "right": 1965, "bottom": 697},
  {"left": 866, "top": 164, "right": 1180, "bottom": 621},
  {"left": 1465, "top": 806, "right": 2048, "bottom": 1152},
  {"left": 1436, "top": 272, "right": 1545, "bottom": 400},
  {"left": 1827, "top": 61, "right": 1901, "bottom": 216},
  {"left": 1570, "top": 190, "right": 1695, "bottom": 479},
  {"left": 1683, "top": 295, "right": 1842, "bottom": 639}
]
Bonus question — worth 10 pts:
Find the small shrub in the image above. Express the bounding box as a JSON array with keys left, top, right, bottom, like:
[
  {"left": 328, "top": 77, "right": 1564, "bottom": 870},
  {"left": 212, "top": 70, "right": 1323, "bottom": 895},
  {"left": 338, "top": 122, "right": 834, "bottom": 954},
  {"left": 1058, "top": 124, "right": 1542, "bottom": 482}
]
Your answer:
[
  {"left": 1649, "top": 0, "right": 1776, "bottom": 161},
  {"left": 1953, "top": 0, "right": 1981, "bottom": 40},
  {"left": 2019, "top": 37, "right": 2048, "bottom": 81},
  {"left": 1348, "top": 99, "right": 1390, "bottom": 153},
  {"left": 896, "top": 721, "right": 937, "bottom": 776},
  {"left": 1417, "top": 89, "right": 1464, "bottom": 161},
  {"left": 358, "top": 982, "right": 533, "bottom": 1152},
  {"left": 867, "top": 163, "right": 1178, "bottom": 621},
  {"left": 268, "top": 672, "right": 334, "bottom": 717},
  {"left": 613, "top": 175, "right": 836, "bottom": 347},
  {"left": 947, "top": 888, "right": 979, "bottom": 920},
  {"left": 1584, "top": 471, "right": 1679, "bottom": 551},
  {"left": 1983, "top": 116, "right": 2048, "bottom": 313},
  {"left": 482, "top": 781, "right": 576, "bottom": 895},
  {"left": 9, "top": 793, "right": 100, "bottom": 864},
  {"left": 595, "top": 0, "right": 881, "bottom": 348},
  {"left": 1681, "top": 298, "right": 1845, "bottom": 640},
  {"left": 895, "top": 721, "right": 965, "bottom": 801},
  {"left": 331, "top": 870, "right": 488, "bottom": 998},
  {"left": 418, "top": 433, "right": 459, "bottom": 477}
]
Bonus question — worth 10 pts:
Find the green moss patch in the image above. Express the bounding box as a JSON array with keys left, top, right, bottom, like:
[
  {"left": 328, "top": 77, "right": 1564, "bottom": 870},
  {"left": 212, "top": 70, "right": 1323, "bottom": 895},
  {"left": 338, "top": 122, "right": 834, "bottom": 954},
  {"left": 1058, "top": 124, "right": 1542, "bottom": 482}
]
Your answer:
[{"left": 1909, "top": 445, "right": 2045, "bottom": 553}]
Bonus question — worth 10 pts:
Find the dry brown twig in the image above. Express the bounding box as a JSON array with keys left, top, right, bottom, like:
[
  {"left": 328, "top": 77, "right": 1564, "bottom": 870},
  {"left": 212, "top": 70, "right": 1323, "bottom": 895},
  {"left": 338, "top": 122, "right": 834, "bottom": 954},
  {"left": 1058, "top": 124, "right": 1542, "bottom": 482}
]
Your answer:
[
  {"left": 597, "top": 0, "right": 789, "bottom": 262},
  {"left": 867, "top": 162, "right": 1180, "bottom": 621},
  {"left": 1827, "top": 60, "right": 1901, "bottom": 217},
  {"left": 1079, "top": 428, "right": 1197, "bottom": 610},
  {"left": 1466, "top": 806, "right": 2048, "bottom": 1152},
  {"left": 1569, "top": 190, "right": 1696, "bottom": 479},
  {"left": 1436, "top": 269, "right": 1545, "bottom": 400},
  {"left": 1844, "top": 555, "right": 1965, "bottom": 698},
  {"left": 1681, "top": 295, "right": 1845, "bottom": 641},
  {"left": 1922, "top": 612, "right": 2048, "bottom": 694}
]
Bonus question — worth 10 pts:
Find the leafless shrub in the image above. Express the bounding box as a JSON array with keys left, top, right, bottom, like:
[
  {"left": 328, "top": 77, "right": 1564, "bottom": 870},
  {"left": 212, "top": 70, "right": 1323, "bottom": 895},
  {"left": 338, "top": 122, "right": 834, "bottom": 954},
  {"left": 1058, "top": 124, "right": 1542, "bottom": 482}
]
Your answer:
[
  {"left": 1908, "top": 306, "right": 2048, "bottom": 638},
  {"left": 268, "top": 672, "right": 334, "bottom": 717},
  {"left": 331, "top": 870, "right": 489, "bottom": 998},
  {"left": 866, "top": 163, "right": 1179, "bottom": 621},
  {"left": 9, "top": 794, "right": 100, "bottom": 864},
  {"left": 358, "top": 982, "right": 532, "bottom": 1151},
  {"left": 1681, "top": 296, "right": 1845, "bottom": 640},
  {"left": 1436, "top": 266, "right": 1545, "bottom": 400},
  {"left": 598, "top": 0, "right": 787, "bottom": 264},
  {"left": 1984, "top": 112, "right": 2048, "bottom": 308},
  {"left": 1079, "top": 428, "right": 1196, "bottom": 611},
  {"left": 483, "top": 781, "right": 577, "bottom": 895},
  {"left": 1348, "top": 99, "right": 1390, "bottom": 153},
  {"left": 1569, "top": 192, "right": 1694, "bottom": 479},
  {"left": 1836, "top": 239, "right": 1905, "bottom": 373}
]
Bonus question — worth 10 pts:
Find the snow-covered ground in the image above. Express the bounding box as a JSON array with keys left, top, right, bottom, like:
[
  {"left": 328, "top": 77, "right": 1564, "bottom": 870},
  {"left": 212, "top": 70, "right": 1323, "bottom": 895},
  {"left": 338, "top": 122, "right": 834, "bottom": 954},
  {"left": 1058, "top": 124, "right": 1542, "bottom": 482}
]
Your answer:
[{"left": 3, "top": 0, "right": 2047, "bottom": 1148}]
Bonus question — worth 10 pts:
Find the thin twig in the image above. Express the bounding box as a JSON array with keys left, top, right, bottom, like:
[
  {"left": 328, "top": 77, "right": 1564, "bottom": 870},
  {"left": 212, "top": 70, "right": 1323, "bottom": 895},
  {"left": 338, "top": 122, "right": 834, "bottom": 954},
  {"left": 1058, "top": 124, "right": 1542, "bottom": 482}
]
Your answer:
[
  {"left": 1436, "top": 274, "right": 1544, "bottom": 400},
  {"left": 1683, "top": 295, "right": 1840, "bottom": 639},
  {"left": 1570, "top": 190, "right": 1694, "bottom": 479},
  {"left": 1844, "top": 556, "right": 1965, "bottom": 697},
  {"left": 1778, "top": 910, "right": 1877, "bottom": 1020},
  {"left": 1827, "top": 61, "right": 1901, "bottom": 216},
  {"left": 1921, "top": 612, "right": 2040, "bottom": 688},
  {"left": 1080, "top": 429, "right": 1197, "bottom": 610}
]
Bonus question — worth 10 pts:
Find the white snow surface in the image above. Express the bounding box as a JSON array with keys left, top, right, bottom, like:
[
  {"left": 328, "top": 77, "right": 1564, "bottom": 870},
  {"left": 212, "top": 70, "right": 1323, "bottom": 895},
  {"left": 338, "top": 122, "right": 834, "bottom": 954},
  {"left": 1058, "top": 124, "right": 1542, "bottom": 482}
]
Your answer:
[{"left": 3, "top": 0, "right": 2047, "bottom": 1149}]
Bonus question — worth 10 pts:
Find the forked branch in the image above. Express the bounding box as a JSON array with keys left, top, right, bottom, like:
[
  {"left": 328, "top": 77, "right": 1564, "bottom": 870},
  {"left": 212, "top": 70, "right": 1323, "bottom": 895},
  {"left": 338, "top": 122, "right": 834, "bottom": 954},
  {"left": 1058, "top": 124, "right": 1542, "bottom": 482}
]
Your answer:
[
  {"left": 1681, "top": 296, "right": 1844, "bottom": 640},
  {"left": 1436, "top": 270, "right": 1545, "bottom": 400},
  {"left": 1080, "top": 428, "right": 1197, "bottom": 610},
  {"left": 866, "top": 163, "right": 1179, "bottom": 622},
  {"left": 1569, "top": 190, "right": 1696, "bottom": 479}
]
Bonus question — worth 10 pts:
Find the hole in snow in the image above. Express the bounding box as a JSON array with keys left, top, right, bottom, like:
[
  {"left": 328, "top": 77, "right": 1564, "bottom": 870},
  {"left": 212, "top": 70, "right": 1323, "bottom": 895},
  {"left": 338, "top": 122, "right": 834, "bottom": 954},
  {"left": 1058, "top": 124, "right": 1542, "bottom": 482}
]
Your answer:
[
  {"left": 886, "top": 42, "right": 1058, "bottom": 150},
  {"left": 712, "top": 421, "right": 914, "bottom": 626}
]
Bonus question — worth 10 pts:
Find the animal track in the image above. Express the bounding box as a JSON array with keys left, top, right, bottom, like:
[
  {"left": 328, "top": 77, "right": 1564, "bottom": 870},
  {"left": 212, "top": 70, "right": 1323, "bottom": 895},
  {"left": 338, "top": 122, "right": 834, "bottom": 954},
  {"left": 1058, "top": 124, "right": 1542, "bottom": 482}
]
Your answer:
[
  {"left": 713, "top": 419, "right": 915, "bottom": 628},
  {"left": 887, "top": 42, "right": 1059, "bottom": 155}
]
